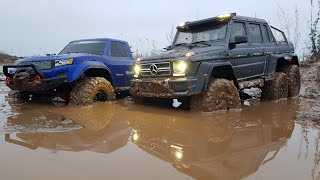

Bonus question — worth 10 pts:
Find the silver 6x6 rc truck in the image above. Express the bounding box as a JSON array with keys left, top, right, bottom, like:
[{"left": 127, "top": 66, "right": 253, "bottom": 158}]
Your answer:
[{"left": 131, "top": 13, "right": 300, "bottom": 112}]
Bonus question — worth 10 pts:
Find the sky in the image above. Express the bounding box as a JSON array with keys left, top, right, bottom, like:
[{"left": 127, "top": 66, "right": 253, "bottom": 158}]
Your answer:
[{"left": 0, "top": 0, "right": 310, "bottom": 57}]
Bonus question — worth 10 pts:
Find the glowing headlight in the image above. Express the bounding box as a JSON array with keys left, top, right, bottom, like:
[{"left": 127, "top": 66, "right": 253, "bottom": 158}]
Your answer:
[
  {"left": 133, "top": 133, "right": 139, "bottom": 141},
  {"left": 134, "top": 64, "right": 141, "bottom": 77},
  {"left": 175, "top": 150, "right": 183, "bottom": 160},
  {"left": 173, "top": 61, "right": 188, "bottom": 77},
  {"left": 55, "top": 59, "right": 73, "bottom": 67},
  {"left": 171, "top": 145, "right": 183, "bottom": 160}
]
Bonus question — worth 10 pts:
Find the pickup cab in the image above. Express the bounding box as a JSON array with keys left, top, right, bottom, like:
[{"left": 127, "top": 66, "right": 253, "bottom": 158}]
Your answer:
[{"left": 3, "top": 38, "right": 134, "bottom": 105}]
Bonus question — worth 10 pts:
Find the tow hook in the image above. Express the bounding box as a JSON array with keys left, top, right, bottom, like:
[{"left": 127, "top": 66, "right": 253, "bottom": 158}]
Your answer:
[
  {"left": 34, "top": 75, "right": 41, "bottom": 81},
  {"left": 5, "top": 77, "right": 11, "bottom": 86}
]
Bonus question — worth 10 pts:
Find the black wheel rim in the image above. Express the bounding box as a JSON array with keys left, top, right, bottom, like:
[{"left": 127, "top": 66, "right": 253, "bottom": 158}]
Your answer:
[{"left": 93, "top": 91, "right": 108, "bottom": 102}]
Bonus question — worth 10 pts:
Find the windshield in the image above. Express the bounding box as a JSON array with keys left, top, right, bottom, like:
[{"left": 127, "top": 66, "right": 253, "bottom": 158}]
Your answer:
[
  {"left": 174, "top": 23, "right": 227, "bottom": 46},
  {"left": 59, "top": 41, "right": 107, "bottom": 55}
]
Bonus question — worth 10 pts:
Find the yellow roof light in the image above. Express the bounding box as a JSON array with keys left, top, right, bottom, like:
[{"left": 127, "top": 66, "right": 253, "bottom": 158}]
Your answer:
[
  {"left": 178, "top": 22, "right": 186, "bottom": 27},
  {"left": 217, "top": 13, "right": 236, "bottom": 19},
  {"left": 186, "top": 52, "right": 195, "bottom": 57}
]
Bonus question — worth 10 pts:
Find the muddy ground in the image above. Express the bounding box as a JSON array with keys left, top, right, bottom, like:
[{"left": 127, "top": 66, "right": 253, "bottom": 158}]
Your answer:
[{"left": 0, "top": 61, "right": 320, "bottom": 180}]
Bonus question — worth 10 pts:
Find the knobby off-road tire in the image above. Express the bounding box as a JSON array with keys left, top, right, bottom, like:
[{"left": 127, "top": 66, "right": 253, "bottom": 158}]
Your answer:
[
  {"left": 261, "top": 73, "right": 289, "bottom": 100},
  {"left": 284, "top": 65, "right": 301, "bottom": 97},
  {"left": 70, "top": 77, "right": 115, "bottom": 106},
  {"left": 190, "top": 79, "right": 241, "bottom": 112}
]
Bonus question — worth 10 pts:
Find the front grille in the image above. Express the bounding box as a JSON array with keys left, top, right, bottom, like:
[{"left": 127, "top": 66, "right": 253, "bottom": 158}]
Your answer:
[
  {"left": 140, "top": 62, "right": 171, "bottom": 77},
  {"left": 137, "top": 134, "right": 170, "bottom": 159},
  {"left": 18, "top": 61, "right": 54, "bottom": 70}
]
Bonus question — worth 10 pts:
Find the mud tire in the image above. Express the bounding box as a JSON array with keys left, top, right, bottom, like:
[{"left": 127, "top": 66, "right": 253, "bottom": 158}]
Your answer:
[
  {"left": 284, "top": 65, "right": 301, "bottom": 97},
  {"left": 261, "top": 73, "right": 289, "bottom": 100},
  {"left": 70, "top": 77, "right": 115, "bottom": 106},
  {"left": 190, "top": 79, "right": 241, "bottom": 112},
  {"left": 7, "top": 90, "right": 30, "bottom": 101}
]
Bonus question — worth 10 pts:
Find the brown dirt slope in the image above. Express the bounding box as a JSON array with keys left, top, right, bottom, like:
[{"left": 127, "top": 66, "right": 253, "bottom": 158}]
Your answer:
[
  {"left": 300, "top": 59, "right": 320, "bottom": 100},
  {"left": 0, "top": 53, "right": 19, "bottom": 64}
]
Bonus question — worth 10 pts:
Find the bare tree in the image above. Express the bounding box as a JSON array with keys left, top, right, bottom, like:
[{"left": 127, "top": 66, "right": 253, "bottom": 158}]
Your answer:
[
  {"left": 276, "top": 3, "right": 302, "bottom": 55},
  {"left": 308, "top": 0, "right": 320, "bottom": 56},
  {"left": 294, "top": 5, "right": 301, "bottom": 50},
  {"left": 276, "top": 3, "right": 292, "bottom": 41},
  {"left": 166, "top": 25, "right": 175, "bottom": 46}
]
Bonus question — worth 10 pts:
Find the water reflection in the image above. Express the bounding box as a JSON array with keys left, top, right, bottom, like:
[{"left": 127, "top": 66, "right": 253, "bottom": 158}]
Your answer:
[
  {"left": 129, "top": 100, "right": 297, "bottom": 179},
  {"left": 2, "top": 99, "right": 303, "bottom": 179},
  {"left": 5, "top": 103, "right": 131, "bottom": 153}
]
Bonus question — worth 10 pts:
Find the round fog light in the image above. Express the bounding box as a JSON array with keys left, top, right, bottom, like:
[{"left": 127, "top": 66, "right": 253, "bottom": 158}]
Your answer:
[
  {"left": 175, "top": 150, "right": 183, "bottom": 160},
  {"left": 177, "top": 62, "right": 187, "bottom": 72},
  {"left": 133, "top": 133, "right": 139, "bottom": 141}
]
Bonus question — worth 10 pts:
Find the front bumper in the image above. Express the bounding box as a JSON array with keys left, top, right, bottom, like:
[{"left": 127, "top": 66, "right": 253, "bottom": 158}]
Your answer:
[
  {"left": 130, "top": 77, "right": 198, "bottom": 98},
  {"left": 3, "top": 65, "right": 67, "bottom": 91}
]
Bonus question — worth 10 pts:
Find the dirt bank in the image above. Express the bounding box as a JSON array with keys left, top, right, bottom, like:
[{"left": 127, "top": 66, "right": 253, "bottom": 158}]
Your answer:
[
  {"left": 300, "top": 59, "right": 320, "bottom": 100},
  {"left": 0, "top": 53, "right": 19, "bottom": 64}
]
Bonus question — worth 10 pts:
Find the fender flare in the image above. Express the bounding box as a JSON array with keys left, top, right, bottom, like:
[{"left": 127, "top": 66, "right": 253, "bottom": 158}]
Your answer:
[
  {"left": 269, "top": 53, "right": 299, "bottom": 73},
  {"left": 195, "top": 61, "right": 238, "bottom": 91},
  {"left": 68, "top": 61, "right": 113, "bottom": 82}
]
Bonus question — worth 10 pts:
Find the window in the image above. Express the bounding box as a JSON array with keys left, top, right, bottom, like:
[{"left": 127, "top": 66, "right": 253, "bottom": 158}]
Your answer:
[
  {"left": 262, "top": 25, "right": 271, "bottom": 42},
  {"left": 110, "top": 42, "right": 128, "bottom": 58},
  {"left": 248, "top": 24, "right": 263, "bottom": 43},
  {"left": 59, "top": 41, "right": 106, "bottom": 56},
  {"left": 230, "top": 22, "right": 246, "bottom": 40},
  {"left": 270, "top": 26, "right": 287, "bottom": 42},
  {"left": 174, "top": 23, "right": 227, "bottom": 45}
]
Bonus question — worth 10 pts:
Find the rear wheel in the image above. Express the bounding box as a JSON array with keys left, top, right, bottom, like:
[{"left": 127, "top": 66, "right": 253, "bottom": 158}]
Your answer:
[
  {"left": 190, "top": 79, "right": 240, "bottom": 112},
  {"left": 284, "top": 65, "right": 301, "bottom": 97},
  {"left": 261, "top": 73, "right": 288, "bottom": 100},
  {"left": 70, "top": 77, "right": 115, "bottom": 106}
]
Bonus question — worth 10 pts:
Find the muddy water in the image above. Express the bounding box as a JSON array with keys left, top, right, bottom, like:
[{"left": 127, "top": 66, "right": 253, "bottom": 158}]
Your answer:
[{"left": 0, "top": 78, "right": 320, "bottom": 179}]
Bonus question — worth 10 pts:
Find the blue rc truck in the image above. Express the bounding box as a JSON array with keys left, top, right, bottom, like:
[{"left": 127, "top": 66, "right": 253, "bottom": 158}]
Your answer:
[{"left": 3, "top": 38, "right": 134, "bottom": 105}]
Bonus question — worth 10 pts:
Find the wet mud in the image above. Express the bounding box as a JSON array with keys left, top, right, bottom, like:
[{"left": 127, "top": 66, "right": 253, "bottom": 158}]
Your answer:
[{"left": 0, "top": 62, "right": 320, "bottom": 179}]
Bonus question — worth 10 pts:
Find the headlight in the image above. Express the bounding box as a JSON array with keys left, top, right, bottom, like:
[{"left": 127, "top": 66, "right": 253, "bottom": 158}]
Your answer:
[
  {"left": 133, "top": 64, "right": 141, "bottom": 78},
  {"left": 173, "top": 60, "right": 188, "bottom": 77},
  {"left": 171, "top": 145, "right": 183, "bottom": 160},
  {"left": 132, "top": 132, "right": 139, "bottom": 141},
  {"left": 175, "top": 150, "right": 183, "bottom": 160},
  {"left": 14, "top": 60, "right": 20, "bottom": 65},
  {"left": 132, "top": 130, "right": 139, "bottom": 141},
  {"left": 55, "top": 59, "right": 73, "bottom": 67}
]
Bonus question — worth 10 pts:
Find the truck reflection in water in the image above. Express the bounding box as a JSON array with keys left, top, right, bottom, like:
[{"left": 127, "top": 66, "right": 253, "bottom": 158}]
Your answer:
[
  {"left": 5, "top": 103, "right": 131, "bottom": 153},
  {"left": 130, "top": 100, "right": 297, "bottom": 180}
]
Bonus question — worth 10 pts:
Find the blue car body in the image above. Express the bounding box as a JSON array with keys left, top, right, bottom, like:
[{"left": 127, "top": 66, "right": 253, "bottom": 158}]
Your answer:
[{"left": 3, "top": 38, "right": 135, "bottom": 91}]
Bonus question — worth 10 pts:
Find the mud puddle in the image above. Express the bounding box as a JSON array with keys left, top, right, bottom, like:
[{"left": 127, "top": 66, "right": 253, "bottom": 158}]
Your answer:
[
  {"left": 0, "top": 89, "right": 319, "bottom": 179},
  {"left": 1, "top": 63, "right": 320, "bottom": 179}
]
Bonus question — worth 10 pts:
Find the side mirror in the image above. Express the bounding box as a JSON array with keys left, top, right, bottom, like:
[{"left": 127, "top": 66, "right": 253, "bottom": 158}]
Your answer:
[
  {"left": 230, "top": 35, "right": 248, "bottom": 44},
  {"left": 164, "top": 45, "right": 172, "bottom": 51}
]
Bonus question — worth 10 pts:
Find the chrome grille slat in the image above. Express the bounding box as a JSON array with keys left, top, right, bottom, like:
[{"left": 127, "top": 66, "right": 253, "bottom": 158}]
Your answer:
[{"left": 140, "top": 62, "right": 171, "bottom": 77}]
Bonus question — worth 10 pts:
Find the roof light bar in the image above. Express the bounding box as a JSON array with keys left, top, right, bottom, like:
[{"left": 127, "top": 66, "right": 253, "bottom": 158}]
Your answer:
[{"left": 217, "top": 13, "right": 236, "bottom": 19}]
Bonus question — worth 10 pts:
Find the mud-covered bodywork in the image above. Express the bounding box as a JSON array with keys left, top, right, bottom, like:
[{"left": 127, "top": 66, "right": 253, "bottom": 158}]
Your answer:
[
  {"left": 3, "top": 38, "right": 134, "bottom": 92},
  {"left": 131, "top": 14, "right": 299, "bottom": 98}
]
